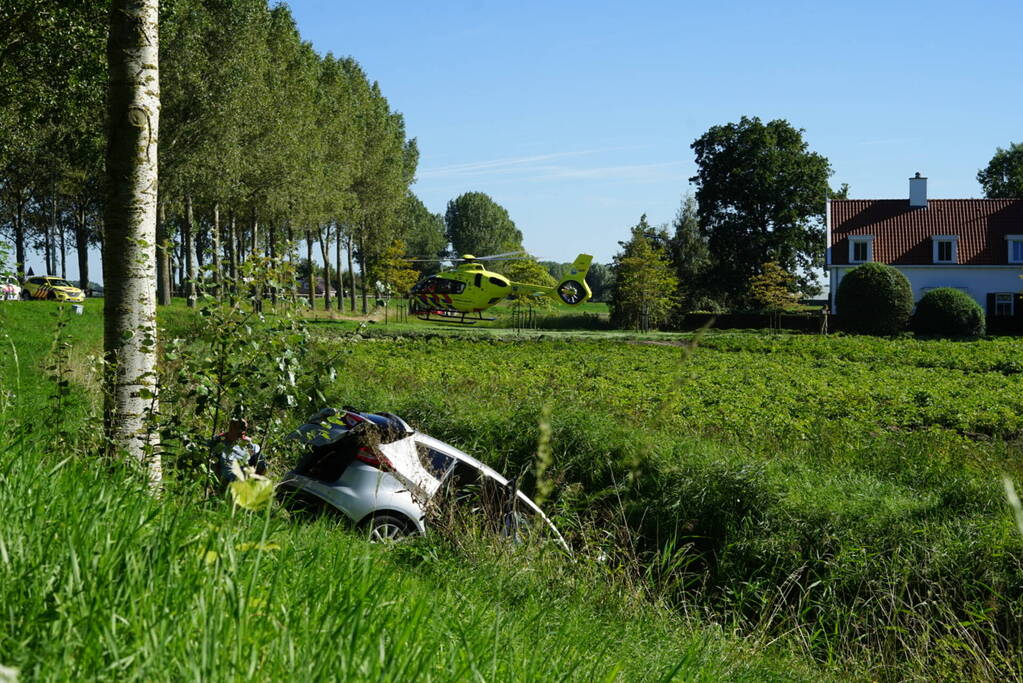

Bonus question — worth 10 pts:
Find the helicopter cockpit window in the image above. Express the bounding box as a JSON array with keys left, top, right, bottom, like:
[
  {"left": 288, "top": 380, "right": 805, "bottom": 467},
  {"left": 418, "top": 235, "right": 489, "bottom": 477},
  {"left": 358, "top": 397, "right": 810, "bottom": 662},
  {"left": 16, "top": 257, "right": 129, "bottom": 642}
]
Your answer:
[
  {"left": 474, "top": 274, "right": 482, "bottom": 288},
  {"left": 488, "top": 277, "right": 507, "bottom": 287},
  {"left": 431, "top": 279, "right": 465, "bottom": 295}
]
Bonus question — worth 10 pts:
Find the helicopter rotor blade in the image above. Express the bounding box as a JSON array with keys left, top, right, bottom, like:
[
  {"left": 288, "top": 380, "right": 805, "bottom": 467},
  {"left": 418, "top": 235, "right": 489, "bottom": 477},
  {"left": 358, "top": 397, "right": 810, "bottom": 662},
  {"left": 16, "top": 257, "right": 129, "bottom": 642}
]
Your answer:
[{"left": 472, "top": 251, "right": 528, "bottom": 261}]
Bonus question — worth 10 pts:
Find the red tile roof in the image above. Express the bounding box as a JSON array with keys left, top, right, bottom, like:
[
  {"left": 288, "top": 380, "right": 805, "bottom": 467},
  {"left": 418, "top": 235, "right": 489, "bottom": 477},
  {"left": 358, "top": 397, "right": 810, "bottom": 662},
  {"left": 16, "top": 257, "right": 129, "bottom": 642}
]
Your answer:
[{"left": 829, "top": 199, "right": 1023, "bottom": 265}]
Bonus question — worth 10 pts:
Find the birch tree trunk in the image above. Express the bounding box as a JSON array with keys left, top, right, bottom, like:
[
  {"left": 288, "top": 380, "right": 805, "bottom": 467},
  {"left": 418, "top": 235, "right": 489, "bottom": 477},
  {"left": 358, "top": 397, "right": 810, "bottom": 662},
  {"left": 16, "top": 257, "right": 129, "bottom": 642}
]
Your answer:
[
  {"left": 103, "top": 0, "right": 161, "bottom": 481},
  {"left": 305, "top": 229, "right": 315, "bottom": 309},
  {"left": 317, "top": 223, "right": 332, "bottom": 310},
  {"left": 335, "top": 223, "right": 342, "bottom": 311},
  {"left": 59, "top": 215, "right": 66, "bottom": 279},
  {"left": 184, "top": 193, "right": 197, "bottom": 307},
  {"left": 175, "top": 239, "right": 183, "bottom": 293},
  {"left": 228, "top": 210, "right": 238, "bottom": 286},
  {"left": 74, "top": 202, "right": 90, "bottom": 292},
  {"left": 251, "top": 209, "right": 262, "bottom": 311},
  {"left": 287, "top": 223, "right": 297, "bottom": 301},
  {"left": 358, "top": 229, "right": 368, "bottom": 314},
  {"left": 250, "top": 207, "right": 259, "bottom": 257},
  {"left": 156, "top": 201, "right": 171, "bottom": 305},
  {"left": 346, "top": 231, "right": 355, "bottom": 313},
  {"left": 211, "top": 202, "right": 221, "bottom": 296},
  {"left": 268, "top": 222, "right": 277, "bottom": 306},
  {"left": 46, "top": 193, "right": 55, "bottom": 274}
]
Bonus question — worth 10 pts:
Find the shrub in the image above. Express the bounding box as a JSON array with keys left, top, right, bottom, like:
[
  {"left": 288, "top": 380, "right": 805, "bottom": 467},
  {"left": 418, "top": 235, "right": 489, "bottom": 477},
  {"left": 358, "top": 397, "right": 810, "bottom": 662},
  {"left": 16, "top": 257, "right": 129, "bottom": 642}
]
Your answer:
[
  {"left": 911, "top": 287, "right": 986, "bottom": 337},
  {"left": 835, "top": 262, "right": 913, "bottom": 335}
]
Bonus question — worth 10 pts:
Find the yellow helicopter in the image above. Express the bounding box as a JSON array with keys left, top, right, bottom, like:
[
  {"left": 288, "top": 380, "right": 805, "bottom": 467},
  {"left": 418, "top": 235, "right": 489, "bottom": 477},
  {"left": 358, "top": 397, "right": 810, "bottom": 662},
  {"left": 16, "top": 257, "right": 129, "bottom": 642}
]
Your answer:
[{"left": 408, "top": 253, "right": 593, "bottom": 324}]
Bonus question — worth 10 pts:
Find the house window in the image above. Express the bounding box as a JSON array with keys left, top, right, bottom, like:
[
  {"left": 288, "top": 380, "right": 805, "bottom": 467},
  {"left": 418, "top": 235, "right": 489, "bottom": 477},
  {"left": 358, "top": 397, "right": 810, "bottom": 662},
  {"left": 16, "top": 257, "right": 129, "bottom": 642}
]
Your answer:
[
  {"left": 995, "top": 293, "right": 1014, "bottom": 317},
  {"left": 849, "top": 236, "right": 873, "bottom": 263},
  {"left": 1008, "top": 236, "right": 1023, "bottom": 264},
  {"left": 937, "top": 241, "right": 952, "bottom": 262},
  {"left": 931, "top": 235, "right": 958, "bottom": 264}
]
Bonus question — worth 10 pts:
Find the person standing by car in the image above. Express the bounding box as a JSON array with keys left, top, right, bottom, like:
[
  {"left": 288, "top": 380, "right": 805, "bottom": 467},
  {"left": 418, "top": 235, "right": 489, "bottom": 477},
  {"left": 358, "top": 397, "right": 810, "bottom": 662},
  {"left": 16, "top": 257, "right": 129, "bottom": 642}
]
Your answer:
[{"left": 210, "top": 418, "right": 265, "bottom": 485}]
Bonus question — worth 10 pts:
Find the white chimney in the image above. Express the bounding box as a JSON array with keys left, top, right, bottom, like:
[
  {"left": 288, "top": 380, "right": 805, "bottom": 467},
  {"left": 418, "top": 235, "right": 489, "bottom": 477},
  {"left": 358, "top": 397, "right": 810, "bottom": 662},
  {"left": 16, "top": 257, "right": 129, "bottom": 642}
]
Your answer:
[{"left": 909, "top": 172, "right": 927, "bottom": 208}]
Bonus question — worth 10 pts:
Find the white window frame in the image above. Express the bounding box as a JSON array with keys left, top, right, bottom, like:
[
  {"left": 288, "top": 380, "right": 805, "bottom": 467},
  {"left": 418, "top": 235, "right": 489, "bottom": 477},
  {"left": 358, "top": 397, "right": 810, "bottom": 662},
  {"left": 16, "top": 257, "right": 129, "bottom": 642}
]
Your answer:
[
  {"left": 849, "top": 235, "right": 873, "bottom": 263},
  {"left": 931, "top": 235, "right": 958, "bottom": 264},
  {"left": 994, "top": 292, "right": 1015, "bottom": 317},
  {"left": 1007, "top": 235, "right": 1023, "bottom": 264}
]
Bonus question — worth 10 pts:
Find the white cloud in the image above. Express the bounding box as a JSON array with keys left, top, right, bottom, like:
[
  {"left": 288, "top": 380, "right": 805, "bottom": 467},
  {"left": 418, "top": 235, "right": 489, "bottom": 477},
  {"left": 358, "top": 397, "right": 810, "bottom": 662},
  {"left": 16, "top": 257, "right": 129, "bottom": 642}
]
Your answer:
[{"left": 419, "top": 149, "right": 685, "bottom": 186}]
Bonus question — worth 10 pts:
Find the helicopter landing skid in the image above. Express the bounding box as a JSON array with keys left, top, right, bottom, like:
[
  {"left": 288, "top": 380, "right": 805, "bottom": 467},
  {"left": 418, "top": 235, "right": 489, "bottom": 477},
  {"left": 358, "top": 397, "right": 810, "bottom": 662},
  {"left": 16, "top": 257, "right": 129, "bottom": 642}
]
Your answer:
[{"left": 415, "top": 310, "right": 496, "bottom": 325}]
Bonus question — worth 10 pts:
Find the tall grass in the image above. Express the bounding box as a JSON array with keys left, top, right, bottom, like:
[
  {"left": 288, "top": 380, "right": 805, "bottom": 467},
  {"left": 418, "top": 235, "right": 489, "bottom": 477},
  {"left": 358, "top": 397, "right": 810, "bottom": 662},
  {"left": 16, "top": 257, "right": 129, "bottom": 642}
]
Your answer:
[
  {"left": 0, "top": 300, "right": 814, "bottom": 681},
  {"left": 0, "top": 416, "right": 812, "bottom": 680},
  {"left": 315, "top": 331, "right": 1023, "bottom": 679}
]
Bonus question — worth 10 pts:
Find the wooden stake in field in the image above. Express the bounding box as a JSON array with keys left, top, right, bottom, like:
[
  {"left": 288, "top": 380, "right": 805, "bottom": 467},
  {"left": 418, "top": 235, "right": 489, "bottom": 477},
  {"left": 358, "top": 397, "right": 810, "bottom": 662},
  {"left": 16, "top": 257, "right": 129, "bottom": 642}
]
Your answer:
[{"left": 103, "top": 0, "right": 161, "bottom": 483}]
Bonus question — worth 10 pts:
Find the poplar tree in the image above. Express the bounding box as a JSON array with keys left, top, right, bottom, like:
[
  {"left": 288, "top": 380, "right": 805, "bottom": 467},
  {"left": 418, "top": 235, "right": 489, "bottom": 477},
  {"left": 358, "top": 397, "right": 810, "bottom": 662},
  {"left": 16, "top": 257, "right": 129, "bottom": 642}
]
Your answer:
[{"left": 103, "top": 0, "right": 161, "bottom": 479}]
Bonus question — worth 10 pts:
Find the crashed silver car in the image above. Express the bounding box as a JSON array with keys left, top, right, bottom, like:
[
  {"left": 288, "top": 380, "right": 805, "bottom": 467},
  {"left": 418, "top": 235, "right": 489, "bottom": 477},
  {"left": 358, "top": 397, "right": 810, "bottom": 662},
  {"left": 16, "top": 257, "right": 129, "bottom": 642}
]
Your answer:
[{"left": 279, "top": 408, "right": 567, "bottom": 549}]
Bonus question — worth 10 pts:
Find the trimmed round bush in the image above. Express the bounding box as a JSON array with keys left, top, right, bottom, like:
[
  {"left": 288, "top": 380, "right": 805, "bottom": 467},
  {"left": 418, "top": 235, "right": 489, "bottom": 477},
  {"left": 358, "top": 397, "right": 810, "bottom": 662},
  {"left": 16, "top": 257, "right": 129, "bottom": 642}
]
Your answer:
[
  {"left": 911, "top": 287, "right": 986, "bottom": 337},
  {"left": 835, "top": 262, "right": 913, "bottom": 335}
]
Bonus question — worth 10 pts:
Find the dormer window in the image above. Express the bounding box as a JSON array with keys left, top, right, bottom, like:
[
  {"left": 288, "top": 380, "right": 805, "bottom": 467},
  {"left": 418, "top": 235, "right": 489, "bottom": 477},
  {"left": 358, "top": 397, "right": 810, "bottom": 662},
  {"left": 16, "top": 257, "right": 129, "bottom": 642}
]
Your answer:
[
  {"left": 1007, "top": 235, "right": 1023, "bottom": 264},
  {"left": 932, "top": 235, "right": 958, "bottom": 264},
  {"left": 849, "top": 236, "right": 873, "bottom": 263}
]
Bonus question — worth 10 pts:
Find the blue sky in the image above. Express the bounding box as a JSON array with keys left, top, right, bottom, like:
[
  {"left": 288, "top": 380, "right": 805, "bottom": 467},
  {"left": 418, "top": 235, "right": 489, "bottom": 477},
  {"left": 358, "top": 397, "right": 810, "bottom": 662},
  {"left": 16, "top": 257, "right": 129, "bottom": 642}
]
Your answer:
[
  {"left": 282, "top": 0, "right": 1022, "bottom": 266},
  {"left": 25, "top": 0, "right": 1023, "bottom": 281}
]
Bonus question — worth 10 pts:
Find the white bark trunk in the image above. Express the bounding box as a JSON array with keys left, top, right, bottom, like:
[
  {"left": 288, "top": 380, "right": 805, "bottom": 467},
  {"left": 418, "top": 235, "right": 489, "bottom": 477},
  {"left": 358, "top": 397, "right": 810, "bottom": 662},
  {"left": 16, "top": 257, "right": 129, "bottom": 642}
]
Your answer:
[
  {"left": 185, "top": 193, "right": 197, "bottom": 307},
  {"left": 317, "top": 223, "right": 332, "bottom": 310},
  {"left": 103, "top": 0, "right": 161, "bottom": 483},
  {"left": 211, "top": 202, "right": 221, "bottom": 293}
]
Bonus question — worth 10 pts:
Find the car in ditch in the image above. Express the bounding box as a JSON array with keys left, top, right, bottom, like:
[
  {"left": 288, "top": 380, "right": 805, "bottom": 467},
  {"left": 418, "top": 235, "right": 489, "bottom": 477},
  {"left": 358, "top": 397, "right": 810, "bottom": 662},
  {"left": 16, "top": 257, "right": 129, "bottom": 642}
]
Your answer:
[{"left": 278, "top": 408, "right": 568, "bottom": 549}]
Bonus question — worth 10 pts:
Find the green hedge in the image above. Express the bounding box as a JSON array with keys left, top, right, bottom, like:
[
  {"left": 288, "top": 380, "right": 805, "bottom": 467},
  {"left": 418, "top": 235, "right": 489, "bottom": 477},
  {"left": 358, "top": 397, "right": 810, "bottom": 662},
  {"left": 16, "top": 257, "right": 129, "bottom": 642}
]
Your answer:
[
  {"left": 911, "top": 287, "right": 986, "bottom": 337},
  {"left": 836, "top": 262, "right": 913, "bottom": 335}
]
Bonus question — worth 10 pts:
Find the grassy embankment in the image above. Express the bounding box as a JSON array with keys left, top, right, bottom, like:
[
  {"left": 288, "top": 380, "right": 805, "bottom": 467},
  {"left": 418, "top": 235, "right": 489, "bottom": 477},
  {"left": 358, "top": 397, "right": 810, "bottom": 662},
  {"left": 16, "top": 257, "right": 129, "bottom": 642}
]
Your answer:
[
  {"left": 0, "top": 300, "right": 813, "bottom": 681},
  {"left": 308, "top": 320, "right": 1023, "bottom": 679},
  {"left": 4, "top": 298, "right": 1023, "bottom": 679}
]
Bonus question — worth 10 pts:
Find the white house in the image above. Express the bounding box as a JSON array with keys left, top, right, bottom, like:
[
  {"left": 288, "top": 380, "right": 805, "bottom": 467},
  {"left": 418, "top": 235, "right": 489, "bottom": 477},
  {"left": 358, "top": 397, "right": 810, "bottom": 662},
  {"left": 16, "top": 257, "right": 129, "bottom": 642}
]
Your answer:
[{"left": 827, "top": 174, "right": 1023, "bottom": 319}]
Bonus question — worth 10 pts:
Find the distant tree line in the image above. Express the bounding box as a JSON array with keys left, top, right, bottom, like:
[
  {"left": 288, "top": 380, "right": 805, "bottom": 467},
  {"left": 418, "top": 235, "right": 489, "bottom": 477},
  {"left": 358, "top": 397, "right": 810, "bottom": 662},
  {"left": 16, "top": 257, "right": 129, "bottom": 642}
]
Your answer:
[
  {"left": 0, "top": 0, "right": 447, "bottom": 312},
  {"left": 609, "top": 116, "right": 836, "bottom": 330},
  {"left": 608, "top": 116, "right": 1022, "bottom": 331}
]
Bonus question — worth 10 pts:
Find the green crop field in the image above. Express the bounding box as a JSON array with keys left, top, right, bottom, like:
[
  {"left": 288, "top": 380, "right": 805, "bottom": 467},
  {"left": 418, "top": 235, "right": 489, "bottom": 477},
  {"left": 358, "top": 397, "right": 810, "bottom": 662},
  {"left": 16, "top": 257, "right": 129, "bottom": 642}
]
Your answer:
[{"left": 2, "top": 299, "right": 1022, "bottom": 680}]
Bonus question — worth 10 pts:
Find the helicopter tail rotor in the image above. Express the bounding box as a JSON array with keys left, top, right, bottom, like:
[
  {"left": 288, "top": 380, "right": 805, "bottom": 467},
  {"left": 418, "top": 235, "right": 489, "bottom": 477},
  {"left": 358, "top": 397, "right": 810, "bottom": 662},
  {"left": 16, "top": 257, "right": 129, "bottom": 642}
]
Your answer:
[{"left": 553, "top": 254, "right": 593, "bottom": 306}]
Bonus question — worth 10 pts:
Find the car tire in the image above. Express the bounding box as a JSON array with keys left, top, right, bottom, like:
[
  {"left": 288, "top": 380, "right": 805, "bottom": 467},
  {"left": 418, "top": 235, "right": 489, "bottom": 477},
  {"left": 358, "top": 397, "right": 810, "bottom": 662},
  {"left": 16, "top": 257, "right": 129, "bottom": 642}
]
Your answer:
[{"left": 365, "top": 513, "right": 416, "bottom": 543}]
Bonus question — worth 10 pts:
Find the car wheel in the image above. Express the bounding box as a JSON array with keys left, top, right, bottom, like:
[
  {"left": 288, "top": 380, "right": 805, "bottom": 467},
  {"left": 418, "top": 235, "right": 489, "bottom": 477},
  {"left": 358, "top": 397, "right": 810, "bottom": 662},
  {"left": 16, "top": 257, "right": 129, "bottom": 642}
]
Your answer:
[{"left": 365, "top": 513, "right": 415, "bottom": 543}]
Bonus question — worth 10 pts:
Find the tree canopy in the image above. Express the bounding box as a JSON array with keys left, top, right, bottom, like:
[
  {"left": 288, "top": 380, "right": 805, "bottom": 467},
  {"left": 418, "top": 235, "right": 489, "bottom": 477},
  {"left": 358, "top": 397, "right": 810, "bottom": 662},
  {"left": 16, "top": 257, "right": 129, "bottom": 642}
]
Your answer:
[
  {"left": 609, "top": 215, "right": 679, "bottom": 330},
  {"left": 504, "top": 257, "right": 557, "bottom": 307},
  {"left": 444, "top": 192, "right": 522, "bottom": 258},
  {"left": 668, "top": 193, "right": 711, "bottom": 310},
  {"left": 977, "top": 143, "right": 1023, "bottom": 199},
  {"left": 399, "top": 193, "right": 447, "bottom": 275},
  {"left": 1, "top": 0, "right": 420, "bottom": 312},
  {"left": 747, "top": 261, "right": 798, "bottom": 313},
  {"left": 690, "top": 116, "right": 832, "bottom": 304}
]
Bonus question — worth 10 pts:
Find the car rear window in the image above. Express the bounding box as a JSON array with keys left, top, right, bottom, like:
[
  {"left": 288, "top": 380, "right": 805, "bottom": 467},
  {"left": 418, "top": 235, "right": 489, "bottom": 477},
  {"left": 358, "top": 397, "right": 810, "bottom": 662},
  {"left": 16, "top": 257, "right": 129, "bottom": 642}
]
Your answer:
[{"left": 416, "top": 443, "right": 455, "bottom": 479}]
